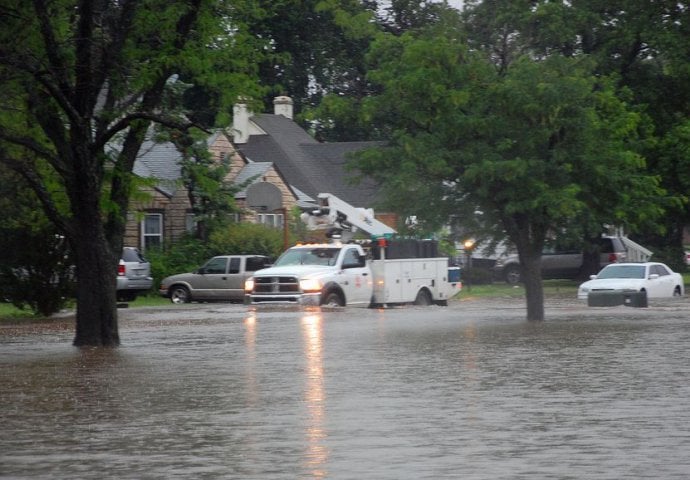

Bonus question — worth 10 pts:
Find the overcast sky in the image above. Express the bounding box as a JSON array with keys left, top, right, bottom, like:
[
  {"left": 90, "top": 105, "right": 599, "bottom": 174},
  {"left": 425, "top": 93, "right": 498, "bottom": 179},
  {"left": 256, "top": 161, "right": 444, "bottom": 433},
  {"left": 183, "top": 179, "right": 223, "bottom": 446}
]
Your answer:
[{"left": 446, "top": 0, "right": 464, "bottom": 10}]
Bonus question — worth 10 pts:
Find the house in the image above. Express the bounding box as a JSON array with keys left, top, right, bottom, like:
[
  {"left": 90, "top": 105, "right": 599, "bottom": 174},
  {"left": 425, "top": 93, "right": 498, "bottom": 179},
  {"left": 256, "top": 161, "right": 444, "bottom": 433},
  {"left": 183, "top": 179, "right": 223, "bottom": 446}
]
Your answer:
[
  {"left": 124, "top": 96, "right": 389, "bottom": 251},
  {"left": 123, "top": 130, "right": 297, "bottom": 250},
  {"left": 232, "top": 96, "right": 384, "bottom": 208}
]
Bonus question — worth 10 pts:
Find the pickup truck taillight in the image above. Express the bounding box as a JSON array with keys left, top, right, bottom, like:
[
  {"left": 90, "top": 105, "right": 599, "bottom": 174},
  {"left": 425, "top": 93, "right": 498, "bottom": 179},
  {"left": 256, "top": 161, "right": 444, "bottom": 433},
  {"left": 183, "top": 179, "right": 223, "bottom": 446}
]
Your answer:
[{"left": 117, "top": 264, "right": 126, "bottom": 276}]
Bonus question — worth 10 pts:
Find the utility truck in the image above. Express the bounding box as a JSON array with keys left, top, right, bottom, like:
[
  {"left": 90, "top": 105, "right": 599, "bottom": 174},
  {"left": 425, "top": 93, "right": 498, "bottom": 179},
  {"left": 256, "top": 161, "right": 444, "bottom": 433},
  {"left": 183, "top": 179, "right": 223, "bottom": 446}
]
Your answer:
[{"left": 243, "top": 193, "right": 461, "bottom": 307}]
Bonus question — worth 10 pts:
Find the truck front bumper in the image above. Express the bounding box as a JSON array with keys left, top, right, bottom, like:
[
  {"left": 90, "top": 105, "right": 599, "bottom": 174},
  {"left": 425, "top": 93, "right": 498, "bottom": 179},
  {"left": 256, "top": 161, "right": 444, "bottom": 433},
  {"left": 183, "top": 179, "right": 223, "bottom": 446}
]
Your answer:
[{"left": 245, "top": 292, "right": 322, "bottom": 306}]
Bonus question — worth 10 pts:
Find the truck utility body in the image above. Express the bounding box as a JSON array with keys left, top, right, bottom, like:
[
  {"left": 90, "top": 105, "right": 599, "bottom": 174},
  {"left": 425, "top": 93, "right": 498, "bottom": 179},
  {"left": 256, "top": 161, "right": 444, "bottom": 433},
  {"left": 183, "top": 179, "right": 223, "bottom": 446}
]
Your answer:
[
  {"left": 244, "top": 193, "right": 461, "bottom": 307},
  {"left": 245, "top": 242, "right": 459, "bottom": 307},
  {"left": 370, "top": 257, "right": 454, "bottom": 306}
]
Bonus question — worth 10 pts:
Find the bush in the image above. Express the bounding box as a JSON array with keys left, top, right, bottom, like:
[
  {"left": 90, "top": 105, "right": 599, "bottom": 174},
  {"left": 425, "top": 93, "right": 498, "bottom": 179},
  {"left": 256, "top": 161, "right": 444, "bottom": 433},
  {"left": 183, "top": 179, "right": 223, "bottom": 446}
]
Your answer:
[
  {"left": 0, "top": 231, "right": 75, "bottom": 316},
  {"left": 462, "top": 266, "right": 496, "bottom": 285},
  {"left": 145, "top": 235, "right": 212, "bottom": 291},
  {"left": 209, "top": 223, "right": 286, "bottom": 259}
]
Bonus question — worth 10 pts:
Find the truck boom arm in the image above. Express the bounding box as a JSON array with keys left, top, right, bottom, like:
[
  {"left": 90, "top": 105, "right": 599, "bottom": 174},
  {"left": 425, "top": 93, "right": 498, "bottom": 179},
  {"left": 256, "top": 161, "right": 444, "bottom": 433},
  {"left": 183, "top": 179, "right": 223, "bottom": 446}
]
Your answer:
[{"left": 300, "top": 193, "right": 397, "bottom": 239}]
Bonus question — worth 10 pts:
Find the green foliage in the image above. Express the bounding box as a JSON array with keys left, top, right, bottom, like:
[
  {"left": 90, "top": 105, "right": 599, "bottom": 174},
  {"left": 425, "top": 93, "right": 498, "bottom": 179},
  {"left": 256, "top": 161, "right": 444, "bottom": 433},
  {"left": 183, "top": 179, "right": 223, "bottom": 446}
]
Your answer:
[
  {"left": 145, "top": 224, "right": 286, "bottom": 293},
  {"left": 209, "top": 223, "right": 286, "bottom": 259},
  {"left": 0, "top": 172, "right": 75, "bottom": 316},
  {"left": 356, "top": 22, "right": 664, "bottom": 319},
  {"left": 359, "top": 26, "right": 662, "bottom": 240},
  {"left": 144, "top": 235, "right": 213, "bottom": 291},
  {"left": 154, "top": 128, "right": 243, "bottom": 240},
  {"left": 461, "top": 0, "right": 690, "bottom": 259},
  {"left": 0, "top": 0, "right": 266, "bottom": 344},
  {"left": 462, "top": 266, "right": 495, "bottom": 286}
]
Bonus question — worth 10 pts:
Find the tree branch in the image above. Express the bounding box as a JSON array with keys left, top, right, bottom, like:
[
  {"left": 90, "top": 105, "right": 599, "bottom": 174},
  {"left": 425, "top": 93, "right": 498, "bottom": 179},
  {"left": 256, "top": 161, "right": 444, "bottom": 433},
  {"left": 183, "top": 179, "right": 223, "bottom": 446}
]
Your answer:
[
  {"left": 0, "top": 153, "right": 72, "bottom": 236},
  {"left": 32, "top": 0, "right": 72, "bottom": 101}
]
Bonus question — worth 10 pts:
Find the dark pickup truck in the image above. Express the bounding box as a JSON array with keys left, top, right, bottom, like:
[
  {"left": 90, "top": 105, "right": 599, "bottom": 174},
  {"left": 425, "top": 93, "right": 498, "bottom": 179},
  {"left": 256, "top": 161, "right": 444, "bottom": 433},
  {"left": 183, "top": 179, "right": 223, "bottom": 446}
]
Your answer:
[{"left": 493, "top": 236, "right": 628, "bottom": 284}]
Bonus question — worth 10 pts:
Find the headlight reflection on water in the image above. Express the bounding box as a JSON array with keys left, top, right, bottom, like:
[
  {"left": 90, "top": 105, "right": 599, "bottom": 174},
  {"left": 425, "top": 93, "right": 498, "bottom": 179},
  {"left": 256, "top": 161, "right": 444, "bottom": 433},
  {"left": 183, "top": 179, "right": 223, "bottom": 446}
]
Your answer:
[{"left": 301, "top": 313, "right": 328, "bottom": 478}]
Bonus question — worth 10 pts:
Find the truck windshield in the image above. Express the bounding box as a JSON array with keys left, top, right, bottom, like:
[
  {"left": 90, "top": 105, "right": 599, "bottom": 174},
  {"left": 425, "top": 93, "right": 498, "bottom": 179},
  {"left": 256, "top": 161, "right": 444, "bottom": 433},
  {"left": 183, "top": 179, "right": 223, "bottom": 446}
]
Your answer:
[{"left": 274, "top": 248, "right": 341, "bottom": 267}]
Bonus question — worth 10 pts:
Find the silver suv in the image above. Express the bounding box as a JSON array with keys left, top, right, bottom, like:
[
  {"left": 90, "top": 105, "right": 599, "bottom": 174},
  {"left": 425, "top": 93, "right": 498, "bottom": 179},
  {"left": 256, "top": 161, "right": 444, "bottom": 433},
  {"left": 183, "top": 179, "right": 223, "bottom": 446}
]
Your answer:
[
  {"left": 494, "top": 236, "right": 627, "bottom": 284},
  {"left": 116, "top": 247, "right": 153, "bottom": 301}
]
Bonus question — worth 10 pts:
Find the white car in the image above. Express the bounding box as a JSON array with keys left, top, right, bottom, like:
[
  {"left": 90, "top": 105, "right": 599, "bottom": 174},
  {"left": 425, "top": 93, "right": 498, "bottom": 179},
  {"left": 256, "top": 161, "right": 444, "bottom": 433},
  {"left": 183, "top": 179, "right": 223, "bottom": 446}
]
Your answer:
[{"left": 577, "top": 262, "right": 684, "bottom": 300}]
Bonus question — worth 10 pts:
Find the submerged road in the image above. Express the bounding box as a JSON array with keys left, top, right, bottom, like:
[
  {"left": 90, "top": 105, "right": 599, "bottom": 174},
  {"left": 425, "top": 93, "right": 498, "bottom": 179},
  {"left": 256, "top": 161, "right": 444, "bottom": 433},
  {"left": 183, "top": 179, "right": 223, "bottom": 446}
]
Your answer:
[{"left": 2, "top": 295, "right": 690, "bottom": 479}]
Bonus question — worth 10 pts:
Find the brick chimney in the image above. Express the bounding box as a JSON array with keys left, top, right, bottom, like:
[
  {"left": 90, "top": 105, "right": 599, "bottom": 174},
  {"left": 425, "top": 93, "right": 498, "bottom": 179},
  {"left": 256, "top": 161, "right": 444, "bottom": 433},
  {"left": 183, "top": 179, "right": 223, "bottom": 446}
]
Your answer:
[{"left": 273, "top": 96, "right": 293, "bottom": 120}]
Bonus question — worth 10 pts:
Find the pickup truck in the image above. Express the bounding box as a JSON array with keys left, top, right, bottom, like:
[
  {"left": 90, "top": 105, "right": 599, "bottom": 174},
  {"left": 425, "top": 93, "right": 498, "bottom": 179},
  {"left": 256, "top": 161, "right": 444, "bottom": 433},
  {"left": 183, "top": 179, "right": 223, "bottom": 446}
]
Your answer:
[
  {"left": 244, "top": 242, "right": 460, "bottom": 307},
  {"left": 493, "top": 236, "right": 628, "bottom": 284},
  {"left": 160, "top": 254, "right": 272, "bottom": 303}
]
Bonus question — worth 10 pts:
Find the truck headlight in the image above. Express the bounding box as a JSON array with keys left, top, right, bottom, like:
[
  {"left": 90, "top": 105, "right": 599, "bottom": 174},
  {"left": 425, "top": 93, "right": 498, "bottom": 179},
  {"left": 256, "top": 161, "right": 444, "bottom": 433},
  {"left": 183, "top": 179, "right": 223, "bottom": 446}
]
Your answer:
[
  {"left": 244, "top": 277, "right": 254, "bottom": 292},
  {"left": 300, "top": 278, "right": 322, "bottom": 292}
]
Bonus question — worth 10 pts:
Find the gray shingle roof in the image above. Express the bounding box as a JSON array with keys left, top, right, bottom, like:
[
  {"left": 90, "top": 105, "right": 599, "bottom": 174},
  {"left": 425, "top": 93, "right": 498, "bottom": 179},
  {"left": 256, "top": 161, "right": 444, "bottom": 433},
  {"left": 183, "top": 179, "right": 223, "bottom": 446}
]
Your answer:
[
  {"left": 133, "top": 140, "right": 183, "bottom": 197},
  {"left": 132, "top": 131, "right": 226, "bottom": 197},
  {"left": 233, "top": 162, "right": 273, "bottom": 197},
  {"left": 237, "top": 114, "right": 384, "bottom": 208}
]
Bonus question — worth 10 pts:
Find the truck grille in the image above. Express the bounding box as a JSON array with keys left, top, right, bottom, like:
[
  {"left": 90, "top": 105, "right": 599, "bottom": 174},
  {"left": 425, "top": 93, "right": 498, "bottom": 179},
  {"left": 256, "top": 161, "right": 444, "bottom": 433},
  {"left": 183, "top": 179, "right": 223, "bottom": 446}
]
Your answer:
[{"left": 253, "top": 276, "right": 300, "bottom": 294}]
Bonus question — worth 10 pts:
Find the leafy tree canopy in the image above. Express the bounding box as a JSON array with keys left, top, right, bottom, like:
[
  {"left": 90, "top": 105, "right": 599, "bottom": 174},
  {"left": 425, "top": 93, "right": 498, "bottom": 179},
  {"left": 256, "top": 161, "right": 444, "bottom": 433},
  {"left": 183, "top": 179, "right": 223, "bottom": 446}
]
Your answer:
[
  {"left": 0, "top": 0, "right": 265, "bottom": 346},
  {"left": 354, "top": 26, "right": 663, "bottom": 319}
]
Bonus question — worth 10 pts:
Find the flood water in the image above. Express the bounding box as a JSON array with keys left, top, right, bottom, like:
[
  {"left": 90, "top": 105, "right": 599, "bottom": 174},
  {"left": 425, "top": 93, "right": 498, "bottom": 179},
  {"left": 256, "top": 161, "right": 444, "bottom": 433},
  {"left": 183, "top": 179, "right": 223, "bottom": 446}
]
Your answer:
[{"left": 2, "top": 299, "right": 690, "bottom": 479}]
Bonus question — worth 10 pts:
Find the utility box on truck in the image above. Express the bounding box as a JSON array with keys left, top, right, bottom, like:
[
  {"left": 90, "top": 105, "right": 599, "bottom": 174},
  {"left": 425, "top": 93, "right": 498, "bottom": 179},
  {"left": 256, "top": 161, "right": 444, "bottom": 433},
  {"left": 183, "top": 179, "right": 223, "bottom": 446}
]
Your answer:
[{"left": 370, "top": 257, "right": 457, "bottom": 306}]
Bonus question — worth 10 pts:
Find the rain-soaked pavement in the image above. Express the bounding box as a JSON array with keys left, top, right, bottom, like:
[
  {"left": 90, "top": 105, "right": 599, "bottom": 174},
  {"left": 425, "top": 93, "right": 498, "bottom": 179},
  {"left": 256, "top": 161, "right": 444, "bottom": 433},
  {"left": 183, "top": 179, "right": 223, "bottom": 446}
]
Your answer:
[{"left": 2, "top": 296, "right": 690, "bottom": 479}]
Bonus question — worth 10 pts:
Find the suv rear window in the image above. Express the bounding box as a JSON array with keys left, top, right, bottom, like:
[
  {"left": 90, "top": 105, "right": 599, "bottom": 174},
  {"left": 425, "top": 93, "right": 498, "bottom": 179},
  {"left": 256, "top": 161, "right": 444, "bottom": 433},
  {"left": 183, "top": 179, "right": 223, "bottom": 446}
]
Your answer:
[
  {"left": 596, "top": 237, "right": 623, "bottom": 253},
  {"left": 122, "top": 248, "right": 146, "bottom": 263}
]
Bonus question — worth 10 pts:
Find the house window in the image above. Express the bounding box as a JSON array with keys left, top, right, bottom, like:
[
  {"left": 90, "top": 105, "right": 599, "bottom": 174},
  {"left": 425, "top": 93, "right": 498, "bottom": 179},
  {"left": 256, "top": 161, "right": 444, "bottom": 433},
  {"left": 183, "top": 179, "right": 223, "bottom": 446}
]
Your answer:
[
  {"left": 257, "top": 213, "right": 284, "bottom": 229},
  {"left": 185, "top": 213, "right": 196, "bottom": 233},
  {"left": 141, "top": 213, "right": 163, "bottom": 250}
]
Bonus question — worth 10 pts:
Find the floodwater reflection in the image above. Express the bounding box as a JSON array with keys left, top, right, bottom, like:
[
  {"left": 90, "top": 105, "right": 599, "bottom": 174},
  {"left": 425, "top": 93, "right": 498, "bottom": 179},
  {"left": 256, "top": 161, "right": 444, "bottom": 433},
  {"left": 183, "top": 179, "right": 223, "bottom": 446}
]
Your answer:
[
  {"left": 301, "top": 314, "right": 328, "bottom": 477},
  {"left": 2, "top": 302, "right": 690, "bottom": 479}
]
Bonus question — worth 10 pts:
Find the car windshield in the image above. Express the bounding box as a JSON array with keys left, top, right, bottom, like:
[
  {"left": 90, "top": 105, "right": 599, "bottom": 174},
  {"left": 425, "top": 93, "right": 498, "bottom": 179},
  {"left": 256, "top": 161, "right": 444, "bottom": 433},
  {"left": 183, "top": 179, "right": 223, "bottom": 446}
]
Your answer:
[
  {"left": 274, "top": 248, "right": 340, "bottom": 267},
  {"left": 596, "top": 265, "right": 646, "bottom": 279}
]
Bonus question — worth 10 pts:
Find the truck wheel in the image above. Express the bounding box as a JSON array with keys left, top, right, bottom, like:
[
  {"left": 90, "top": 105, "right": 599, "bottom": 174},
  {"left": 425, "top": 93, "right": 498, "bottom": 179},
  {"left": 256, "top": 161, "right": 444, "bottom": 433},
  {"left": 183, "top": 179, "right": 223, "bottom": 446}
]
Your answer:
[
  {"left": 414, "top": 289, "right": 432, "bottom": 306},
  {"left": 504, "top": 265, "right": 521, "bottom": 285},
  {"left": 117, "top": 291, "right": 136, "bottom": 302},
  {"left": 170, "top": 286, "right": 190, "bottom": 304},
  {"left": 321, "top": 292, "right": 344, "bottom": 307}
]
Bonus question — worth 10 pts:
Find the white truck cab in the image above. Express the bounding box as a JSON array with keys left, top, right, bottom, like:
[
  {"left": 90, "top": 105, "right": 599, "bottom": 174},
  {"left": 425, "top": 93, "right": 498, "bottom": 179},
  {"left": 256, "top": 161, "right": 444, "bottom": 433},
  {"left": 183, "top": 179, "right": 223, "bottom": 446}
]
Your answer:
[{"left": 244, "top": 243, "right": 373, "bottom": 306}]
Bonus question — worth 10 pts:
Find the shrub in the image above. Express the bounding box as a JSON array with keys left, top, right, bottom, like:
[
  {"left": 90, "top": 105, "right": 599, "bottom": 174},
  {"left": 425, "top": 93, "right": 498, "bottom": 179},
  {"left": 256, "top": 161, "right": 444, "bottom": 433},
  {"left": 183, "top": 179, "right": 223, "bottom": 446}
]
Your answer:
[
  {"left": 145, "top": 224, "right": 287, "bottom": 293},
  {"left": 209, "top": 223, "right": 286, "bottom": 259},
  {"left": 145, "top": 235, "right": 212, "bottom": 290},
  {"left": 462, "top": 266, "right": 496, "bottom": 285},
  {"left": 0, "top": 230, "right": 75, "bottom": 316}
]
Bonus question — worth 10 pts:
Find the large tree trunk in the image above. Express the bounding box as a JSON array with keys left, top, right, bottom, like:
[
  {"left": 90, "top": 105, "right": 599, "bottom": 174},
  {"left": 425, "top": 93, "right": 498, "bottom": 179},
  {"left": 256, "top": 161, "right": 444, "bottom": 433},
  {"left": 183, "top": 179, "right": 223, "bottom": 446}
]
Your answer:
[
  {"left": 520, "top": 253, "right": 545, "bottom": 321},
  {"left": 579, "top": 236, "right": 602, "bottom": 280},
  {"left": 507, "top": 215, "right": 546, "bottom": 322},
  {"left": 72, "top": 217, "right": 120, "bottom": 347},
  {"left": 68, "top": 146, "right": 122, "bottom": 347}
]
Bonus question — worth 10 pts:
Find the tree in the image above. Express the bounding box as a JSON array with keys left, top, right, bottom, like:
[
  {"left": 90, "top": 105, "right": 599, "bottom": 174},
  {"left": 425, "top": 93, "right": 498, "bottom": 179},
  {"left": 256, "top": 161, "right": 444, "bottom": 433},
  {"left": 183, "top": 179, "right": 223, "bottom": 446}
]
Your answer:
[
  {"left": 157, "top": 128, "right": 243, "bottom": 242},
  {"left": 0, "top": 170, "right": 75, "bottom": 316},
  {"left": 464, "top": 0, "right": 690, "bottom": 267},
  {"left": 0, "top": 0, "right": 264, "bottom": 346},
  {"left": 301, "top": 0, "right": 464, "bottom": 141},
  {"left": 244, "top": 0, "right": 378, "bottom": 140},
  {"left": 354, "top": 29, "right": 661, "bottom": 320}
]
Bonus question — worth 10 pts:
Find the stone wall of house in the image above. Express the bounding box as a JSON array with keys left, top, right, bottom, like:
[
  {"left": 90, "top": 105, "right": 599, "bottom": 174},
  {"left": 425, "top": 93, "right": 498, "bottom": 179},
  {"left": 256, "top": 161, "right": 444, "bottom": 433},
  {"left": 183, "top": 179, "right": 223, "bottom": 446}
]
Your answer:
[{"left": 123, "top": 186, "right": 192, "bottom": 249}]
